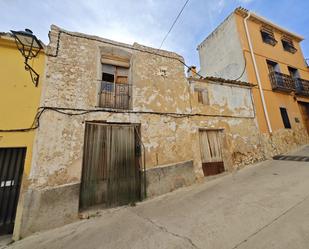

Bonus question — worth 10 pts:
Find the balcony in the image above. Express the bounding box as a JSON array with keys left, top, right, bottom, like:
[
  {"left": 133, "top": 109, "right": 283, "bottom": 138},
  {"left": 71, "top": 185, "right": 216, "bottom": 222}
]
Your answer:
[
  {"left": 269, "top": 71, "right": 295, "bottom": 92},
  {"left": 269, "top": 71, "right": 309, "bottom": 96},
  {"left": 99, "top": 82, "right": 131, "bottom": 109},
  {"left": 295, "top": 78, "right": 309, "bottom": 96}
]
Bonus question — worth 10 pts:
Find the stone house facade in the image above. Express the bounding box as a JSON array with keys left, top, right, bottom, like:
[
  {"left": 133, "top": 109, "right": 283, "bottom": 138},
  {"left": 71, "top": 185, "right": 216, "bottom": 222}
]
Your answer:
[{"left": 14, "top": 25, "right": 266, "bottom": 239}]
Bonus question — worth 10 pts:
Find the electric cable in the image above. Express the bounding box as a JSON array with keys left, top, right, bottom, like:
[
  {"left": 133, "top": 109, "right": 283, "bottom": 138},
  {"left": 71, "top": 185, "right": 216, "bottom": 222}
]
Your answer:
[
  {"left": 234, "top": 52, "right": 247, "bottom": 81},
  {"left": 0, "top": 106, "right": 255, "bottom": 133},
  {"left": 45, "top": 11, "right": 207, "bottom": 79},
  {"left": 159, "top": 0, "right": 190, "bottom": 49}
]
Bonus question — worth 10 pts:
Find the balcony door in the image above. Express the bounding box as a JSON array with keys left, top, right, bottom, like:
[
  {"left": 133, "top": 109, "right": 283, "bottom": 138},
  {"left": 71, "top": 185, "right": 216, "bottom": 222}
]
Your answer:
[
  {"left": 288, "top": 67, "right": 302, "bottom": 91},
  {"left": 267, "top": 60, "right": 280, "bottom": 73},
  {"left": 100, "top": 63, "right": 130, "bottom": 109}
]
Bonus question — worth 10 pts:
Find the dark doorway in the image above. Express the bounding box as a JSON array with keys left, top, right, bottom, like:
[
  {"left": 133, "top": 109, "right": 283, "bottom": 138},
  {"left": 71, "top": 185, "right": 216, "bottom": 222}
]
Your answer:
[
  {"left": 79, "top": 122, "right": 141, "bottom": 210},
  {"left": 0, "top": 147, "right": 26, "bottom": 235},
  {"left": 298, "top": 102, "right": 309, "bottom": 135}
]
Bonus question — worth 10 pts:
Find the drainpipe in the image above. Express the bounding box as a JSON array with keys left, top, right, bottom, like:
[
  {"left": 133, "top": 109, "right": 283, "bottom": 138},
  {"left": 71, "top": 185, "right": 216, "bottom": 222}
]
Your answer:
[{"left": 244, "top": 12, "right": 272, "bottom": 134}]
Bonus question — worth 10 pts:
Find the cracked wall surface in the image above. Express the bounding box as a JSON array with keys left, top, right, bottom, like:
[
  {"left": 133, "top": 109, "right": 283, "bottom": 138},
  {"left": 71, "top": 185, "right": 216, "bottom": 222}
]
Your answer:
[{"left": 27, "top": 25, "right": 263, "bottom": 188}]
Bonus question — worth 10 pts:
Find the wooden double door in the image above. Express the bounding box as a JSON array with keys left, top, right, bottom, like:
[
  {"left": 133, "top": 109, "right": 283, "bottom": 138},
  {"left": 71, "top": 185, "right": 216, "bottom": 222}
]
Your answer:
[
  {"left": 199, "top": 129, "right": 225, "bottom": 176},
  {"left": 79, "top": 123, "right": 141, "bottom": 210}
]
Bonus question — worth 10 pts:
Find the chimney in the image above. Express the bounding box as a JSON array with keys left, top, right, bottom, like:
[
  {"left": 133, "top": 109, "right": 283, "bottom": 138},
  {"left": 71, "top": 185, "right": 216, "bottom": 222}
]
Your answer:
[{"left": 187, "top": 66, "right": 197, "bottom": 78}]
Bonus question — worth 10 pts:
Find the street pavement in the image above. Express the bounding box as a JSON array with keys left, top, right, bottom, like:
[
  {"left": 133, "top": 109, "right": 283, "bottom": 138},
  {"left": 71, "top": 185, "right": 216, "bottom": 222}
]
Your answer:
[{"left": 2, "top": 145, "right": 309, "bottom": 249}]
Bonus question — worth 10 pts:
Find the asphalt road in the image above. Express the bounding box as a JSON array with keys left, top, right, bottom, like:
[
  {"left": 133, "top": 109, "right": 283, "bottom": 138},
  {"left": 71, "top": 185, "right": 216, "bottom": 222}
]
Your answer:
[{"left": 3, "top": 146, "right": 309, "bottom": 249}]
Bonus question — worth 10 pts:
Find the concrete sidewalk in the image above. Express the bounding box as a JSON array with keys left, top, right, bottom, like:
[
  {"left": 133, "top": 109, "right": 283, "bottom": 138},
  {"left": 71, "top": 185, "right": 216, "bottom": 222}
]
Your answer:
[{"left": 3, "top": 146, "right": 309, "bottom": 249}]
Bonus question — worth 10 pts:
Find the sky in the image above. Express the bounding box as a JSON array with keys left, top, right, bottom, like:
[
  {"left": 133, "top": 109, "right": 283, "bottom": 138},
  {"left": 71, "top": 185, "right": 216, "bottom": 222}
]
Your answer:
[{"left": 1, "top": 0, "right": 309, "bottom": 68}]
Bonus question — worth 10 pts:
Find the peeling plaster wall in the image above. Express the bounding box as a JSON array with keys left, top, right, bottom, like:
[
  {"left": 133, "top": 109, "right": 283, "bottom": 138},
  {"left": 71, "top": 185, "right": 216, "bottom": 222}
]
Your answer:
[
  {"left": 16, "top": 25, "right": 266, "bottom": 238},
  {"left": 28, "top": 26, "right": 262, "bottom": 188},
  {"left": 191, "top": 80, "right": 254, "bottom": 117}
]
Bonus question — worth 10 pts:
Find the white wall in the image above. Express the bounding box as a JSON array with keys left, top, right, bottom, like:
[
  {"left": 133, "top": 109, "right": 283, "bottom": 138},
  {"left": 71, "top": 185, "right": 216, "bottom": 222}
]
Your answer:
[{"left": 198, "top": 14, "right": 248, "bottom": 82}]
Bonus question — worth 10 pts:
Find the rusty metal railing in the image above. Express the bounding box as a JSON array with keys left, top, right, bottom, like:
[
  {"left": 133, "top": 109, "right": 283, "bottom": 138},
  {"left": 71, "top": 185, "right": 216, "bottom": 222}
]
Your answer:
[
  {"left": 269, "top": 71, "right": 295, "bottom": 92},
  {"left": 269, "top": 72, "right": 309, "bottom": 96},
  {"left": 295, "top": 78, "right": 309, "bottom": 96},
  {"left": 99, "top": 82, "right": 131, "bottom": 109}
]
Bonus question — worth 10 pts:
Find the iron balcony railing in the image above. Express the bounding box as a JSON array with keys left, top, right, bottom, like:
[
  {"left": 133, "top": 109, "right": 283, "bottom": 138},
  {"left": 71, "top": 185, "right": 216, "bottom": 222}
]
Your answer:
[
  {"left": 269, "top": 71, "right": 309, "bottom": 96},
  {"left": 295, "top": 78, "right": 309, "bottom": 96},
  {"left": 269, "top": 71, "right": 295, "bottom": 92},
  {"left": 99, "top": 82, "right": 131, "bottom": 109}
]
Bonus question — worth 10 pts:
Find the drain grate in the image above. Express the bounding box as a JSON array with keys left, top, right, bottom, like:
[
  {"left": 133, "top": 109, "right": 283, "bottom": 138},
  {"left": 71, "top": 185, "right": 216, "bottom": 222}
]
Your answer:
[{"left": 273, "top": 155, "right": 309, "bottom": 162}]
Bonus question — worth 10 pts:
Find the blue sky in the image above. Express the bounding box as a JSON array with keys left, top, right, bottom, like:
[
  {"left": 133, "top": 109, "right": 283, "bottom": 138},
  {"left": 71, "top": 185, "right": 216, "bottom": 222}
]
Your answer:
[{"left": 1, "top": 0, "right": 308, "bottom": 67}]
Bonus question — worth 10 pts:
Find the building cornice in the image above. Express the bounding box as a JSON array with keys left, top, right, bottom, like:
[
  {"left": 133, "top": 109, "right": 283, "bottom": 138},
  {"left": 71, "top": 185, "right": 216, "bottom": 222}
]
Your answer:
[{"left": 235, "top": 7, "right": 304, "bottom": 42}]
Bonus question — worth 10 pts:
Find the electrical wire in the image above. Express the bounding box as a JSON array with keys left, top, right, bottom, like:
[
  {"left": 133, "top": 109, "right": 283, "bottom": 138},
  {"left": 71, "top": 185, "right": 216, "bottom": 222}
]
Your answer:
[
  {"left": 234, "top": 52, "right": 247, "bottom": 81},
  {"left": 45, "top": 16, "right": 206, "bottom": 79},
  {"left": 0, "top": 106, "right": 255, "bottom": 133},
  {"left": 45, "top": 8, "right": 252, "bottom": 82},
  {"left": 159, "top": 0, "right": 190, "bottom": 49},
  {"left": 0, "top": 10, "right": 255, "bottom": 133}
]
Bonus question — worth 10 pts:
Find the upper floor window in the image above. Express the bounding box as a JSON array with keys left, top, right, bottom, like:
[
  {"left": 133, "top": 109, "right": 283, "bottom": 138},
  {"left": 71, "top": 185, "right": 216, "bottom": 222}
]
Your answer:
[
  {"left": 281, "top": 36, "right": 297, "bottom": 54},
  {"left": 99, "top": 63, "right": 131, "bottom": 109},
  {"left": 288, "top": 66, "right": 299, "bottom": 79},
  {"left": 266, "top": 60, "right": 280, "bottom": 73},
  {"left": 260, "top": 26, "right": 277, "bottom": 46},
  {"left": 194, "top": 87, "right": 209, "bottom": 105}
]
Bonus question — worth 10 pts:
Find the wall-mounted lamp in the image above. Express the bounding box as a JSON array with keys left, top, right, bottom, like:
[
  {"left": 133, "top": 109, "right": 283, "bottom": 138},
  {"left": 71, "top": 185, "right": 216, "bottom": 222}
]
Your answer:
[{"left": 10, "top": 29, "right": 43, "bottom": 87}]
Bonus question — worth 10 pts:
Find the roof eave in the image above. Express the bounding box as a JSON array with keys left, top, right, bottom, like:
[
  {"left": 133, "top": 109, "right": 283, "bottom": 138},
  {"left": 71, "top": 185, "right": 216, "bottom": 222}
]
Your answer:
[{"left": 235, "top": 7, "right": 304, "bottom": 42}]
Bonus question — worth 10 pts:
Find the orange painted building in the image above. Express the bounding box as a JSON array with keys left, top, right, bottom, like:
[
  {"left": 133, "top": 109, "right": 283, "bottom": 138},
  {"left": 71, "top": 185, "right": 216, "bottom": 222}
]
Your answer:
[{"left": 198, "top": 7, "right": 309, "bottom": 146}]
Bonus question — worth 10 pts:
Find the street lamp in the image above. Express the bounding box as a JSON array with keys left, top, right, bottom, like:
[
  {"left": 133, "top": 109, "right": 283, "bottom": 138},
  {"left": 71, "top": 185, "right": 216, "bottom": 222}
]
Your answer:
[{"left": 10, "top": 29, "right": 43, "bottom": 87}]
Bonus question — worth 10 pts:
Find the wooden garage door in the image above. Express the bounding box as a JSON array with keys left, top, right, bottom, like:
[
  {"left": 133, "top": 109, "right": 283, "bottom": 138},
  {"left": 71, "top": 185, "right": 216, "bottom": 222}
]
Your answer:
[
  {"left": 199, "top": 130, "right": 225, "bottom": 176},
  {"left": 79, "top": 123, "right": 141, "bottom": 210}
]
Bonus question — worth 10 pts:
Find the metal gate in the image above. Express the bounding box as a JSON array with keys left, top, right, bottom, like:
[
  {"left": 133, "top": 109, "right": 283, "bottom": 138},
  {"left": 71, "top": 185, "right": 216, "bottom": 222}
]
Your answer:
[
  {"left": 79, "top": 123, "right": 141, "bottom": 210},
  {"left": 199, "top": 129, "right": 225, "bottom": 176},
  {"left": 0, "top": 147, "right": 26, "bottom": 235}
]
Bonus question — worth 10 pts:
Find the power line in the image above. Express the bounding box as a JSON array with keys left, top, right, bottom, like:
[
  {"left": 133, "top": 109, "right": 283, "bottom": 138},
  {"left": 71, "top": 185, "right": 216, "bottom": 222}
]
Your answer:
[
  {"left": 0, "top": 105, "right": 255, "bottom": 133},
  {"left": 234, "top": 53, "right": 247, "bottom": 81},
  {"left": 47, "top": 28, "right": 206, "bottom": 79},
  {"left": 159, "top": 0, "right": 190, "bottom": 49}
]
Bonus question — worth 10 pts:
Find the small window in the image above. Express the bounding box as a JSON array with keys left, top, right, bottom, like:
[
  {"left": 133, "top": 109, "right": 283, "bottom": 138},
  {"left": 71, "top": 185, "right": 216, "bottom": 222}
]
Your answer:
[
  {"left": 280, "top": 107, "right": 291, "bottom": 129},
  {"left": 281, "top": 37, "right": 297, "bottom": 54},
  {"left": 195, "top": 88, "right": 209, "bottom": 105},
  {"left": 260, "top": 26, "right": 277, "bottom": 46}
]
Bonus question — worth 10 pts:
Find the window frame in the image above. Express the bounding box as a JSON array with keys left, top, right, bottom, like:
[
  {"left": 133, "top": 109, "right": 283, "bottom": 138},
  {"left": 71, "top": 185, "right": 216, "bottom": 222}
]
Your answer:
[
  {"left": 281, "top": 37, "right": 297, "bottom": 54},
  {"left": 99, "top": 63, "right": 131, "bottom": 109},
  {"left": 195, "top": 87, "right": 209, "bottom": 105},
  {"left": 260, "top": 26, "right": 277, "bottom": 46},
  {"left": 266, "top": 60, "right": 280, "bottom": 73},
  {"left": 280, "top": 107, "right": 292, "bottom": 129}
]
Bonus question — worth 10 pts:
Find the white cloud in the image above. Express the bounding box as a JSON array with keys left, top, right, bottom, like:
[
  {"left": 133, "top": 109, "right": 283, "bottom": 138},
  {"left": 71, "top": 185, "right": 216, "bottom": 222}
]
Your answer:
[
  {"left": 0, "top": 0, "right": 237, "bottom": 66},
  {"left": 237, "top": 0, "right": 254, "bottom": 3}
]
